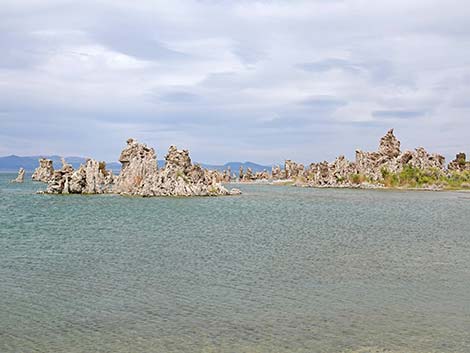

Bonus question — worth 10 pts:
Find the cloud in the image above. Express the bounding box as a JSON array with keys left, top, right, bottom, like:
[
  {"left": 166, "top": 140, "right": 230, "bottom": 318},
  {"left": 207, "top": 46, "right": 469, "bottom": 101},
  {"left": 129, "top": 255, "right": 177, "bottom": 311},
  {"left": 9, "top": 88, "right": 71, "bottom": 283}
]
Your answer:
[
  {"left": 372, "top": 110, "right": 427, "bottom": 119},
  {"left": 157, "top": 91, "right": 201, "bottom": 104},
  {"left": 297, "top": 59, "right": 362, "bottom": 74},
  {"left": 298, "top": 96, "right": 348, "bottom": 110},
  {"left": 1, "top": 0, "right": 470, "bottom": 163}
]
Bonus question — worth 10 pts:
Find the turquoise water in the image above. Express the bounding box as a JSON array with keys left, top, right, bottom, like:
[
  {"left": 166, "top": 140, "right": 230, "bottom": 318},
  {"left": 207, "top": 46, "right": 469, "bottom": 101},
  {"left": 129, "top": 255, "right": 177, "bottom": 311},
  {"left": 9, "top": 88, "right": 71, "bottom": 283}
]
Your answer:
[{"left": 1, "top": 173, "right": 469, "bottom": 353}]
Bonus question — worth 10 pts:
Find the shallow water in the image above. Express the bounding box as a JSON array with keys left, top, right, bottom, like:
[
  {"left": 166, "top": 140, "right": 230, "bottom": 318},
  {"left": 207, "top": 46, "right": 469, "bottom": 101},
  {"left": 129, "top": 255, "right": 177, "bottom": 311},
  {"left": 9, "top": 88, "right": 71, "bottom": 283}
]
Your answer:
[{"left": 1, "top": 173, "right": 469, "bottom": 353}]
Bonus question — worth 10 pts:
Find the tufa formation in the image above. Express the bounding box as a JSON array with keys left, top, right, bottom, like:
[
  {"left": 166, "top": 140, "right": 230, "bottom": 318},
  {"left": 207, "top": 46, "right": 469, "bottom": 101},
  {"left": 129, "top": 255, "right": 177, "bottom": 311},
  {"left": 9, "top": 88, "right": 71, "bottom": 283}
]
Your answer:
[
  {"left": 36, "top": 138, "right": 240, "bottom": 197},
  {"left": 11, "top": 168, "right": 25, "bottom": 183}
]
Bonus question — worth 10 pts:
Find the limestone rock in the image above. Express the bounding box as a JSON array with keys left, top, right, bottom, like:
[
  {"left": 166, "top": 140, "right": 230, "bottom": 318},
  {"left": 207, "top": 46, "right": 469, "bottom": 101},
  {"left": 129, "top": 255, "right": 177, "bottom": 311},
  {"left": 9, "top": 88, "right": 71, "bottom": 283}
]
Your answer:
[
  {"left": 306, "top": 156, "right": 356, "bottom": 187},
  {"left": 32, "top": 158, "right": 54, "bottom": 182},
  {"left": 272, "top": 165, "right": 282, "bottom": 179},
  {"left": 448, "top": 153, "right": 470, "bottom": 171},
  {"left": 45, "top": 161, "right": 74, "bottom": 194},
  {"left": 229, "top": 188, "right": 242, "bottom": 195},
  {"left": 45, "top": 159, "right": 113, "bottom": 194},
  {"left": 254, "top": 169, "right": 270, "bottom": 180},
  {"left": 114, "top": 139, "right": 234, "bottom": 197},
  {"left": 406, "top": 147, "right": 445, "bottom": 170},
  {"left": 379, "top": 129, "right": 401, "bottom": 157},
  {"left": 242, "top": 167, "right": 254, "bottom": 181},
  {"left": 207, "top": 168, "right": 231, "bottom": 183},
  {"left": 224, "top": 167, "right": 232, "bottom": 182},
  {"left": 295, "top": 129, "right": 447, "bottom": 189},
  {"left": 11, "top": 168, "right": 25, "bottom": 183},
  {"left": 114, "top": 138, "right": 158, "bottom": 194},
  {"left": 284, "top": 160, "right": 304, "bottom": 179},
  {"left": 239, "top": 166, "right": 244, "bottom": 181},
  {"left": 355, "top": 130, "right": 445, "bottom": 181}
]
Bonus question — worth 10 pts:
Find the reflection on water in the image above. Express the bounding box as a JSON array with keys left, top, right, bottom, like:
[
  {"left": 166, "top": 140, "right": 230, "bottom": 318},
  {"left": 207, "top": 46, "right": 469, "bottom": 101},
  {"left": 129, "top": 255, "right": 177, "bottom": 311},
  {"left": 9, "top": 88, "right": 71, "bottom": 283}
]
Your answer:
[{"left": 1, "top": 174, "right": 469, "bottom": 352}]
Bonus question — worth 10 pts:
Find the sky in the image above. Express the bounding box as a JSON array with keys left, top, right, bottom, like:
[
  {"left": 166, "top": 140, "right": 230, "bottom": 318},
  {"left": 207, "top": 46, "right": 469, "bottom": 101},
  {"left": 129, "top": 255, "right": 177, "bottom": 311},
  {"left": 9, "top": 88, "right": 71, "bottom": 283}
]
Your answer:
[{"left": 1, "top": 0, "right": 470, "bottom": 164}]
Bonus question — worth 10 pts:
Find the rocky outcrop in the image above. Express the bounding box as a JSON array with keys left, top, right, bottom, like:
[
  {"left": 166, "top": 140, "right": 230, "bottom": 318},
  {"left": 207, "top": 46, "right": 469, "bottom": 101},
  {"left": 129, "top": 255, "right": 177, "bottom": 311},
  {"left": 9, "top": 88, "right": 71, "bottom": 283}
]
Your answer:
[
  {"left": 69, "top": 159, "right": 113, "bottom": 194},
  {"left": 36, "top": 138, "right": 238, "bottom": 197},
  {"left": 448, "top": 153, "right": 470, "bottom": 172},
  {"left": 269, "top": 162, "right": 304, "bottom": 181},
  {"left": 236, "top": 167, "right": 270, "bottom": 182},
  {"left": 355, "top": 129, "right": 445, "bottom": 181},
  {"left": 243, "top": 167, "right": 254, "bottom": 181},
  {"left": 281, "top": 129, "right": 447, "bottom": 189},
  {"left": 404, "top": 147, "right": 445, "bottom": 171},
  {"left": 238, "top": 166, "right": 244, "bottom": 181},
  {"left": 32, "top": 158, "right": 54, "bottom": 182},
  {"left": 284, "top": 160, "right": 304, "bottom": 179},
  {"left": 113, "top": 139, "right": 237, "bottom": 196},
  {"left": 224, "top": 167, "right": 232, "bottom": 182},
  {"left": 45, "top": 159, "right": 74, "bottom": 194},
  {"left": 378, "top": 128, "right": 401, "bottom": 157},
  {"left": 44, "top": 158, "right": 113, "bottom": 194},
  {"left": 208, "top": 168, "right": 232, "bottom": 183},
  {"left": 355, "top": 129, "right": 402, "bottom": 180},
  {"left": 272, "top": 165, "right": 283, "bottom": 179},
  {"left": 114, "top": 138, "right": 158, "bottom": 194},
  {"left": 254, "top": 170, "right": 270, "bottom": 180},
  {"left": 11, "top": 168, "right": 25, "bottom": 183},
  {"left": 306, "top": 156, "right": 356, "bottom": 186}
]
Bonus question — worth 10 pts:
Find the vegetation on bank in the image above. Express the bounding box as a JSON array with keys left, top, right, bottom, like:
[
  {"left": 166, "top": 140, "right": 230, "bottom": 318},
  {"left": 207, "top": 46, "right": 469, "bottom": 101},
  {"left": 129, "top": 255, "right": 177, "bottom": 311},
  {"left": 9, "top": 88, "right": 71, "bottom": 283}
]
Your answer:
[
  {"left": 380, "top": 166, "right": 470, "bottom": 189},
  {"left": 345, "top": 166, "right": 470, "bottom": 189}
]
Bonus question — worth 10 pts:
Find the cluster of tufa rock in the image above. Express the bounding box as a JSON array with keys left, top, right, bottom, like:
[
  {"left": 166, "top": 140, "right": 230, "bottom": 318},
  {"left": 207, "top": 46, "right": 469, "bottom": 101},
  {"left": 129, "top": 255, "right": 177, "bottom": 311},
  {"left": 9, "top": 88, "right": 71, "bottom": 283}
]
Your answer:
[
  {"left": 115, "top": 139, "right": 239, "bottom": 196},
  {"left": 25, "top": 129, "right": 470, "bottom": 192},
  {"left": 238, "top": 166, "right": 269, "bottom": 182},
  {"left": 353, "top": 129, "right": 445, "bottom": 182},
  {"left": 44, "top": 158, "right": 114, "bottom": 194},
  {"left": 32, "top": 138, "right": 240, "bottom": 197},
  {"left": 270, "top": 129, "right": 451, "bottom": 188}
]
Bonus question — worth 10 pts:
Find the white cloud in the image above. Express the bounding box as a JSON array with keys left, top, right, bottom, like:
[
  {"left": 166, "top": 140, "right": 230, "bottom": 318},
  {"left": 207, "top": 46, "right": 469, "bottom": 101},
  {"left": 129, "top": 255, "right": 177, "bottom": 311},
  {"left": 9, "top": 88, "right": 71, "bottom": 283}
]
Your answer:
[{"left": 1, "top": 0, "right": 470, "bottom": 163}]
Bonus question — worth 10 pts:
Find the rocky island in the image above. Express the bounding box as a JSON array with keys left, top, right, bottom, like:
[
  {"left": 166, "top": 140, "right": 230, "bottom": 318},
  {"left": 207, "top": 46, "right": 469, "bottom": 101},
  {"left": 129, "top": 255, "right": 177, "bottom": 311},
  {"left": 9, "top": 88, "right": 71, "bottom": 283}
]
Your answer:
[
  {"left": 114, "top": 138, "right": 238, "bottom": 196},
  {"left": 235, "top": 129, "right": 470, "bottom": 190},
  {"left": 28, "top": 130, "right": 470, "bottom": 193},
  {"left": 32, "top": 138, "right": 240, "bottom": 197}
]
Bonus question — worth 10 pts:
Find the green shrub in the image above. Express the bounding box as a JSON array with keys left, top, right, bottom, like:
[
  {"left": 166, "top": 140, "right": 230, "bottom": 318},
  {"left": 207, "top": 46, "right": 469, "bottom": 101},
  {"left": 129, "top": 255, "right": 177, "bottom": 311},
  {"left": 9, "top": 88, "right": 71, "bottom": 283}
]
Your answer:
[{"left": 350, "top": 173, "right": 366, "bottom": 184}]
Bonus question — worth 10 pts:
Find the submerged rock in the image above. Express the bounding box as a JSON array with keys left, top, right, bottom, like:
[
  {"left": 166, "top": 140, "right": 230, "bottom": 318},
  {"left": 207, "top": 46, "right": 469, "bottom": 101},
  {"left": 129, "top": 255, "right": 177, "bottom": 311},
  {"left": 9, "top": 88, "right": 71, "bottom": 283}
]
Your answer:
[
  {"left": 11, "top": 168, "right": 25, "bottom": 183},
  {"left": 229, "top": 188, "right": 242, "bottom": 195},
  {"left": 32, "top": 158, "right": 54, "bottom": 182}
]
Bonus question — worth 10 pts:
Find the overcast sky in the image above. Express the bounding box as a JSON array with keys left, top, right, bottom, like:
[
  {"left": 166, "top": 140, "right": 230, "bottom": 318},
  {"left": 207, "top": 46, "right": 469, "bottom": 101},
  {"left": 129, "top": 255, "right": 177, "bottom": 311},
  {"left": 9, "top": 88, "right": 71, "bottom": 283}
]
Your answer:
[{"left": 1, "top": 0, "right": 470, "bottom": 164}]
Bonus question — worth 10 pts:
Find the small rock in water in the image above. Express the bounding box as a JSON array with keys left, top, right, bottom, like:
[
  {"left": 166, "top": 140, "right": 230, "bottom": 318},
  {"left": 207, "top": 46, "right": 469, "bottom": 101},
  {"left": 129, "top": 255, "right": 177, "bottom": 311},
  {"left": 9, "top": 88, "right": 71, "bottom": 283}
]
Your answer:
[{"left": 11, "top": 168, "right": 25, "bottom": 183}]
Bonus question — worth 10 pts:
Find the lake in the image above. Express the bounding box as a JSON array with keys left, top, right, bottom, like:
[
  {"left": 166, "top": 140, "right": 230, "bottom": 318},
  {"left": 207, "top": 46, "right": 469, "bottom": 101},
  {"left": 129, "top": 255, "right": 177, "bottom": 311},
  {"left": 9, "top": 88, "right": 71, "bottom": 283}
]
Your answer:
[{"left": 1, "top": 173, "right": 469, "bottom": 352}]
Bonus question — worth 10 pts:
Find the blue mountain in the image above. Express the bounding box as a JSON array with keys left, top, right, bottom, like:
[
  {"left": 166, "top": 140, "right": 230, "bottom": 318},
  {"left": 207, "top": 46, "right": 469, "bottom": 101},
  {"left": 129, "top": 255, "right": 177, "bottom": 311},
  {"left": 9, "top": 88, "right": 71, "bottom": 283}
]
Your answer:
[{"left": 0, "top": 155, "right": 272, "bottom": 173}]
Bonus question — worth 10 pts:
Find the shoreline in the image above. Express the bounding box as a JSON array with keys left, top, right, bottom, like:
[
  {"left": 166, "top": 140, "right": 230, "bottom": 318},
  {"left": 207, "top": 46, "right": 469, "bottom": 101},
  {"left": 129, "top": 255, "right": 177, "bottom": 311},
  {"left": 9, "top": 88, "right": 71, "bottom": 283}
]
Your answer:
[{"left": 228, "top": 180, "right": 470, "bottom": 192}]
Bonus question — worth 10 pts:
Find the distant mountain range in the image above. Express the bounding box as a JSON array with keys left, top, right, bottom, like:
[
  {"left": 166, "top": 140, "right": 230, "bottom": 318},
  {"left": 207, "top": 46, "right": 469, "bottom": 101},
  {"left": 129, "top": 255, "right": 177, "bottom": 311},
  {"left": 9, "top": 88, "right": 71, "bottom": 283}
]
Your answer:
[{"left": 0, "top": 155, "right": 272, "bottom": 173}]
